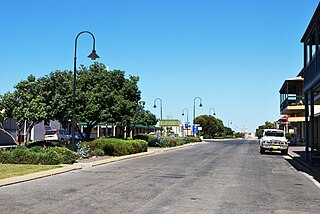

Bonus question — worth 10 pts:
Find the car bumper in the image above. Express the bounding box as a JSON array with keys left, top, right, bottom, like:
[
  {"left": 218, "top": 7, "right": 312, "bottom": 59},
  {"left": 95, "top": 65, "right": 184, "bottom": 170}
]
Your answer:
[{"left": 261, "top": 145, "right": 288, "bottom": 151}]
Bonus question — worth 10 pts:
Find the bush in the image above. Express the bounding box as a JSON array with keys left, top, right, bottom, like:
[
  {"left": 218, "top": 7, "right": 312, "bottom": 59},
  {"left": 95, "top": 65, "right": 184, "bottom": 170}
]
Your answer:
[
  {"left": 0, "top": 146, "right": 78, "bottom": 165},
  {"left": 183, "top": 137, "right": 201, "bottom": 144},
  {"left": 133, "top": 134, "right": 158, "bottom": 147},
  {"left": 93, "top": 148, "right": 104, "bottom": 156},
  {"left": 83, "top": 138, "right": 148, "bottom": 156}
]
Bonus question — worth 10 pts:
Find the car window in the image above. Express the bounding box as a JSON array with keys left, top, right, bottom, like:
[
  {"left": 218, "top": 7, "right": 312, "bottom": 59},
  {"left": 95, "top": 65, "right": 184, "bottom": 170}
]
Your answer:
[
  {"left": 265, "top": 131, "right": 284, "bottom": 137},
  {"left": 45, "top": 130, "right": 56, "bottom": 135}
]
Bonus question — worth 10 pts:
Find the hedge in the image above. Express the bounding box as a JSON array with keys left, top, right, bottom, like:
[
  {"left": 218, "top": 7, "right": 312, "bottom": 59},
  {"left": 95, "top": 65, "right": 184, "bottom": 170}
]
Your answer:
[
  {"left": 0, "top": 146, "right": 78, "bottom": 165},
  {"left": 133, "top": 134, "right": 158, "bottom": 147},
  {"left": 133, "top": 134, "right": 202, "bottom": 147},
  {"left": 82, "top": 138, "right": 148, "bottom": 156}
]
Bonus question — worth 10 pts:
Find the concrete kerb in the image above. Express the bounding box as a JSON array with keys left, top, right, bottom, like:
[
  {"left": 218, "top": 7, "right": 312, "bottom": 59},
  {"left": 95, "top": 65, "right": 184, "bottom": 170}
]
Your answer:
[
  {"left": 0, "top": 141, "right": 203, "bottom": 187},
  {"left": 287, "top": 150, "right": 320, "bottom": 177}
]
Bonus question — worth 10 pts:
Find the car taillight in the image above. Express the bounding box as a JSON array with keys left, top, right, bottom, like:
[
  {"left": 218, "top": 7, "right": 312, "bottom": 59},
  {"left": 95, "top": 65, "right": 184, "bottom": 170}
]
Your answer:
[{"left": 56, "top": 130, "right": 58, "bottom": 135}]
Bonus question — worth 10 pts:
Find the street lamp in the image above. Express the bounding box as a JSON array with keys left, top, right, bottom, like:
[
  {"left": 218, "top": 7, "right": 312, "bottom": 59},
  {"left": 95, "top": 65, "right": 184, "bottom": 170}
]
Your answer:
[
  {"left": 209, "top": 108, "right": 216, "bottom": 116},
  {"left": 182, "top": 108, "right": 189, "bottom": 137},
  {"left": 193, "top": 97, "right": 203, "bottom": 136},
  {"left": 72, "top": 31, "right": 100, "bottom": 151},
  {"left": 228, "top": 120, "right": 233, "bottom": 128},
  {"left": 193, "top": 97, "right": 203, "bottom": 124},
  {"left": 182, "top": 108, "right": 189, "bottom": 123},
  {"left": 153, "top": 98, "right": 163, "bottom": 135},
  {"left": 153, "top": 98, "right": 163, "bottom": 120}
]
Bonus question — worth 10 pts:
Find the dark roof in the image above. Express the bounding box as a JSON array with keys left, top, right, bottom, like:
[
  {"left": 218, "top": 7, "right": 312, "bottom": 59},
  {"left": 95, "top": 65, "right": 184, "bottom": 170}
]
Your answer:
[
  {"left": 301, "top": 3, "right": 320, "bottom": 43},
  {"left": 279, "top": 77, "right": 303, "bottom": 93}
]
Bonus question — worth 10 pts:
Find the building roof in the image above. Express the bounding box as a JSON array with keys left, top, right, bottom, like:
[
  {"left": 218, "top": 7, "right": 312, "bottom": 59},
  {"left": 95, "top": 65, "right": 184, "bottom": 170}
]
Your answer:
[
  {"left": 301, "top": 3, "right": 320, "bottom": 43},
  {"left": 279, "top": 76, "right": 304, "bottom": 93}
]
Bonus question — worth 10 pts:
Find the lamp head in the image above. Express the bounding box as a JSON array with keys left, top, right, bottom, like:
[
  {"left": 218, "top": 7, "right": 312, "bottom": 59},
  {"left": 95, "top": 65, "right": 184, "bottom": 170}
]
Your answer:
[
  {"left": 182, "top": 113, "right": 184, "bottom": 116},
  {"left": 214, "top": 113, "right": 216, "bottom": 116},
  {"left": 199, "top": 103, "right": 203, "bottom": 107},
  {"left": 153, "top": 105, "right": 156, "bottom": 108},
  {"left": 88, "top": 50, "right": 100, "bottom": 60}
]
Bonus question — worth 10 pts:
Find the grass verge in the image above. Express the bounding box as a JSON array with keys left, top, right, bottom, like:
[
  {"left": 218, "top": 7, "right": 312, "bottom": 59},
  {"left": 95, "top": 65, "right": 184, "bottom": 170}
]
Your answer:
[{"left": 0, "top": 164, "right": 61, "bottom": 179}]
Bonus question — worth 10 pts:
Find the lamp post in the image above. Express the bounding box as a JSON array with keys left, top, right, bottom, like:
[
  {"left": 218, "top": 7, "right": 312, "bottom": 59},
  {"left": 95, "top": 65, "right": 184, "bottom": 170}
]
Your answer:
[
  {"left": 209, "top": 108, "right": 216, "bottom": 116},
  {"left": 153, "top": 98, "right": 162, "bottom": 135},
  {"left": 182, "top": 108, "right": 188, "bottom": 136},
  {"left": 153, "top": 98, "right": 162, "bottom": 120},
  {"left": 193, "top": 97, "right": 203, "bottom": 136},
  {"left": 72, "top": 31, "right": 100, "bottom": 151}
]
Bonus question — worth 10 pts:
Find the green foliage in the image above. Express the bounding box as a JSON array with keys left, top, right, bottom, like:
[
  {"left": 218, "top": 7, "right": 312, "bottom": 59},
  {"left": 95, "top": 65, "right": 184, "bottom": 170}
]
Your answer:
[
  {"left": 285, "top": 133, "right": 294, "bottom": 141},
  {"left": 255, "top": 121, "right": 276, "bottom": 137},
  {"left": 133, "top": 134, "right": 158, "bottom": 147},
  {"left": 0, "top": 146, "right": 78, "bottom": 165},
  {"left": 92, "top": 148, "right": 105, "bottom": 156},
  {"left": 194, "top": 115, "right": 225, "bottom": 138},
  {"left": 183, "top": 136, "right": 202, "bottom": 143},
  {"left": 83, "top": 138, "right": 148, "bottom": 156},
  {"left": 235, "top": 132, "right": 245, "bottom": 138}
]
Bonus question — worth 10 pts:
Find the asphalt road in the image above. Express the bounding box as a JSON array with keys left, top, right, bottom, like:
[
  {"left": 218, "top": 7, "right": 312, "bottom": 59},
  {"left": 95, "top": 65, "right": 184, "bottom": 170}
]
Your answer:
[{"left": 1, "top": 139, "right": 320, "bottom": 214}]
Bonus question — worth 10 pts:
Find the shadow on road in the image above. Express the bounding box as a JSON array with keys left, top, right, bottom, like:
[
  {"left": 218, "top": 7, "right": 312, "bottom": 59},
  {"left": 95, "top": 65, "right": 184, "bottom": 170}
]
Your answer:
[{"left": 284, "top": 156, "right": 320, "bottom": 184}]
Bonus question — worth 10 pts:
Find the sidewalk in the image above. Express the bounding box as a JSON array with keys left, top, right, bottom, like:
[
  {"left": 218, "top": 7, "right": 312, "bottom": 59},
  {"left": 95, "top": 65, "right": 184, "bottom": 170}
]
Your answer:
[
  {"left": 0, "top": 141, "right": 203, "bottom": 187},
  {"left": 288, "top": 146, "right": 320, "bottom": 175}
]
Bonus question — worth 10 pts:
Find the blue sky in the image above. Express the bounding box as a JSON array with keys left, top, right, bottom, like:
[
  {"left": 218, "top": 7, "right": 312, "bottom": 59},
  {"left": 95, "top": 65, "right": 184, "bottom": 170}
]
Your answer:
[{"left": 1, "top": 0, "right": 319, "bottom": 133}]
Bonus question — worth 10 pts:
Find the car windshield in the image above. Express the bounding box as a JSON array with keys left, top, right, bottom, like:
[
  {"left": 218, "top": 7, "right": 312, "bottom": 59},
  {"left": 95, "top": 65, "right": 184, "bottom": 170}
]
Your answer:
[{"left": 265, "top": 131, "right": 284, "bottom": 137}]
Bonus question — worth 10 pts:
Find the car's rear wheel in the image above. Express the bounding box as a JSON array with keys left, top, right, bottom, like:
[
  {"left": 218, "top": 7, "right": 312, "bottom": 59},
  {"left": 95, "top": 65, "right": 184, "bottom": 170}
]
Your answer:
[
  {"left": 281, "top": 149, "right": 288, "bottom": 155},
  {"left": 260, "top": 147, "right": 265, "bottom": 154}
]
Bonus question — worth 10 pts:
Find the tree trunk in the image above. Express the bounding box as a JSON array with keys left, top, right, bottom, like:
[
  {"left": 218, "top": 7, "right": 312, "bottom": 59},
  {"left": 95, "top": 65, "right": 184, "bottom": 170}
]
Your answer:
[{"left": 26, "top": 121, "right": 34, "bottom": 145}]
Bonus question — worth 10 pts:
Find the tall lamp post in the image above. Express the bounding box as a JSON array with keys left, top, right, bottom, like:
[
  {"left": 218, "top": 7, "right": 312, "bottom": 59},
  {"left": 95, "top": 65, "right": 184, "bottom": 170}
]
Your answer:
[
  {"left": 182, "top": 108, "right": 188, "bottom": 136},
  {"left": 153, "top": 98, "right": 163, "bottom": 135},
  {"left": 209, "top": 108, "right": 216, "bottom": 116},
  {"left": 193, "top": 97, "right": 203, "bottom": 136},
  {"left": 72, "top": 31, "right": 100, "bottom": 151}
]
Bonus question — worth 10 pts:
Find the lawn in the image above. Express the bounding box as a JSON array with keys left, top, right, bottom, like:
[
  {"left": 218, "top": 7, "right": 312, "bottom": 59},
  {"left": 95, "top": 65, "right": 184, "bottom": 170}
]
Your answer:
[{"left": 0, "top": 164, "right": 61, "bottom": 179}]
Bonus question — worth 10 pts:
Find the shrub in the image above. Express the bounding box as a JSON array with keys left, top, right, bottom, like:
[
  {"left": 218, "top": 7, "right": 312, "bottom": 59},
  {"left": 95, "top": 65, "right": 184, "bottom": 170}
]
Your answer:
[
  {"left": 0, "top": 146, "right": 78, "bottom": 165},
  {"left": 94, "top": 148, "right": 105, "bottom": 156},
  {"left": 183, "top": 137, "right": 201, "bottom": 144},
  {"left": 133, "top": 134, "right": 158, "bottom": 147},
  {"left": 166, "top": 137, "right": 184, "bottom": 147},
  {"left": 83, "top": 138, "right": 148, "bottom": 156}
]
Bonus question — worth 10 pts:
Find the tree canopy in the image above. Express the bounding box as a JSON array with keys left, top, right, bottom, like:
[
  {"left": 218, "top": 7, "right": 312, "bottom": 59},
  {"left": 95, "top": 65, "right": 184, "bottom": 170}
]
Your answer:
[
  {"left": 255, "top": 121, "right": 276, "bottom": 137},
  {"left": 194, "top": 114, "right": 224, "bottom": 138},
  {"left": 0, "top": 62, "right": 157, "bottom": 142}
]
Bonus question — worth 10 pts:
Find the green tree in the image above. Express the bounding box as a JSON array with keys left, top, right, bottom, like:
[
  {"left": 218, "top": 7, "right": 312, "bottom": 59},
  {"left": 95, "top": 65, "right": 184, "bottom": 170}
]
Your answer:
[
  {"left": 0, "top": 92, "right": 18, "bottom": 144},
  {"left": 13, "top": 75, "right": 47, "bottom": 143},
  {"left": 37, "top": 70, "right": 73, "bottom": 128},
  {"left": 255, "top": 121, "right": 276, "bottom": 137},
  {"left": 195, "top": 114, "right": 224, "bottom": 138},
  {"left": 75, "top": 63, "right": 143, "bottom": 140}
]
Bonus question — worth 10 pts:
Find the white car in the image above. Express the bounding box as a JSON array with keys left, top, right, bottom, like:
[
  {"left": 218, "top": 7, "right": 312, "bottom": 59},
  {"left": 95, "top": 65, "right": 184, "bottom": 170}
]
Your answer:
[
  {"left": 259, "top": 129, "right": 288, "bottom": 155},
  {"left": 44, "top": 129, "right": 70, "bottom": 144}
]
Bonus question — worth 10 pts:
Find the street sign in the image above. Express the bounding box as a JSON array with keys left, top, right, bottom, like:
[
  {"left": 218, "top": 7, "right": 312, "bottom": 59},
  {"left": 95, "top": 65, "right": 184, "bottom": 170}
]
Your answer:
[
  {"left": 193, "top": 125, "right": 198, "bottom": 133},
  {"left": 198, "top": 126, "right": 202, "bottom": 131},
  {"left": 185, "top": 122, "right": 190, "bottom": 129}
]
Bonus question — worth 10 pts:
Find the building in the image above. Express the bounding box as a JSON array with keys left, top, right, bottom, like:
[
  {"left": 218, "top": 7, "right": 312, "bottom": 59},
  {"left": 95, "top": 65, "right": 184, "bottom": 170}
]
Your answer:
[
  {"left": 298, "top": 3, "right": 320, "bottom": 164},
  {"left": 279, "top": 76, "right": 305, "bottom": 144},
  {"left": 0, "top": 118, "right": 17, "bottom": 147}
]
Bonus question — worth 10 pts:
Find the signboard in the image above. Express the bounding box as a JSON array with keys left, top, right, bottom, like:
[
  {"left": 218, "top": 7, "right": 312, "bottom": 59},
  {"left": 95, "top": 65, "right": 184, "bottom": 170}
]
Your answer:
[
  {"left": 198, "top": 126, "right": 202, "bottom": 131},
  {"left": 185, "top": 122, "right": 190, "bottom": 129},
  {"left": 193, "top": 125, "right": 198, "bottom": 133}
]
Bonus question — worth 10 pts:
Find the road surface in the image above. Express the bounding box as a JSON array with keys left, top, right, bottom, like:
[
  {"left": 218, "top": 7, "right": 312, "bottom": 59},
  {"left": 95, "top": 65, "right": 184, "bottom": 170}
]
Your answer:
[{"left": 1, "top": 139, "right": 320, "bottom": 213}]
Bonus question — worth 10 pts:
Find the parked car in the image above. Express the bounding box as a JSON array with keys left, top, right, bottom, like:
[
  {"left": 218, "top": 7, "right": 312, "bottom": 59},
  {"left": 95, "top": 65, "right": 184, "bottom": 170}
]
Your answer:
[
  {"left": 71, "top": 132, "right": 94, "bottom": 141},
  {"left": 44, "top": 129, "right": 71, "bottom": 144},
  {"left": 259, "top": 129, "right": 288, "bottom": 155}
]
